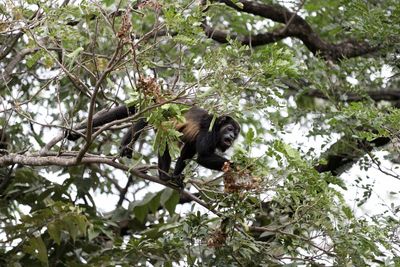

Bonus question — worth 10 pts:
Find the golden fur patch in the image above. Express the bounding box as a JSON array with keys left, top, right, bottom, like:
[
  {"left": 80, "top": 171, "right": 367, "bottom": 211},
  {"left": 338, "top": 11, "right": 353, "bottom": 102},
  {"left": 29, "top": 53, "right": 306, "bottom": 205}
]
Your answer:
[{"left": 176, "top": 120, "right": 199, "bottom": 143}]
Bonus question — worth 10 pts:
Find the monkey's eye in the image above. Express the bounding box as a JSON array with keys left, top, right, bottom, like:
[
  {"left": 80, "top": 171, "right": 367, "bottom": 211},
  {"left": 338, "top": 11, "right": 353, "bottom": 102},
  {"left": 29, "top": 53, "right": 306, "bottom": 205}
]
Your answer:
[{"left": 226, "top": 125, "right": 234, "bottom": 131}]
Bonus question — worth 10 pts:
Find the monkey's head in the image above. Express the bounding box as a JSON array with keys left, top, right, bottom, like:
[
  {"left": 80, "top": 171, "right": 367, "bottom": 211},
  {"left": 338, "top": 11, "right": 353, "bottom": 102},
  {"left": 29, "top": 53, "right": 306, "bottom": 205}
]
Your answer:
[{"left": 216, "top": 116, "right": 240, "bottom": 152}]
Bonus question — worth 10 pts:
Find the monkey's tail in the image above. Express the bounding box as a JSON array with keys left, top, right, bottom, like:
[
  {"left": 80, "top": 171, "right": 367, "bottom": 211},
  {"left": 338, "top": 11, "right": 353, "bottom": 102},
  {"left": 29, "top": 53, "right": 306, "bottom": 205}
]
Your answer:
[{"left": 66, "top": 105, "right": 136, "bottom": 141}]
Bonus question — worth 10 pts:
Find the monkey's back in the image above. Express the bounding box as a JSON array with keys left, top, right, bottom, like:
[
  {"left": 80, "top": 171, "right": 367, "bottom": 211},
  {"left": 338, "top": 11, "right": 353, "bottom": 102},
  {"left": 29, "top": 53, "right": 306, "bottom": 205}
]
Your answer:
[{"left": 176, "top": 107, "right": 211, "bottom": 143}]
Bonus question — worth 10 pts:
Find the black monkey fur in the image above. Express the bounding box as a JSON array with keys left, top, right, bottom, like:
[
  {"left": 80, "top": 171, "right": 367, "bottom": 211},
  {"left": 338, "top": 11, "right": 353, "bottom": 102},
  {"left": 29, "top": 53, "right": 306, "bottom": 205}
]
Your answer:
[
  {"left": 66, "top": 105, "right": 136, "bottom": 141},
  {"left": 0, "top": 128, "right": 8, "bottom": 151},
  {"left": 66, "top": 105, "right": 240, "bottom": 182}
]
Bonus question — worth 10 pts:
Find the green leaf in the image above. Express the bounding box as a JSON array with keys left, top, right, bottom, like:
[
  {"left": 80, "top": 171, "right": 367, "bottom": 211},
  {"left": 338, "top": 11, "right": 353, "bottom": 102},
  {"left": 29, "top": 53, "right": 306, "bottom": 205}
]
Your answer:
[
  {"left": 160, "top": 188, "right": 174, "bottom": 204},
  {"left": 101, "top": 0, "right": 115, "bottom": 6},
  {"left": 87, "top": 225, "right": 100, "bottom": 241},
  {"left": 282, "top": 142, "right": 301, "bottom": 162},
  {"left": 246, "top": 128, "right": 255, "bottom": 143},
  {"left": 26, "top": 51, "right": 42, "bottom": 68},
  {"left": 148, "top": 192, "right": 162, "bottom": 214},
  {"left": 134, "top": 205, "right": 148, "bottom": 222},
  {"left": 47, "top": 222, "right": 61, "bottom": 245},
  {"left": 164, "top": 190, "right": 180, "bottom": 215},
  {"left": 342, "top": 206, "right": 353, "bottom": 219},
  {"left": 24, "top": 236, "right": 48, "bottom": 266},
  {"left": 75, "top": 215, "right": 89, "bottom": 234},
  {"left": 64, "top": 216, "right": 79, "bottom": 242},
  {"left": 66, "top": 47, "right": 84, "bottom": 69}
]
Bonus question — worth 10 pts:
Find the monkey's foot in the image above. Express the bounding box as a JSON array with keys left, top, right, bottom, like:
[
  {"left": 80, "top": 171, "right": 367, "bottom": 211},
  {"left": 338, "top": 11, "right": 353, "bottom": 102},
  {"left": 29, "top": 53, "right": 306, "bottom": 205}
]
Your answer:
[
  {"left": 159, "top": 173, "right": 171, "bottom": 182},
  {"left": 119, "top": 146, "right": 133, "bottom": 158},
  {"left": 159, "top": 174, "right": 185, "bottom": 189},
  {"left": 170, "top": 174, "right": 185, "bottom": 189}
]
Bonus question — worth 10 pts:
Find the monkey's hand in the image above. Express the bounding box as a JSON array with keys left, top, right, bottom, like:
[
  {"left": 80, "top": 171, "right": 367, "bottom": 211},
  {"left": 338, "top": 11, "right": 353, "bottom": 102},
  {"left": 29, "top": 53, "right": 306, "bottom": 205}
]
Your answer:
[
  {"left": 119, "top": 146, "right": 133, "bottom": 158},
  {"left": 159, "top": 172, "right": 185, "bottom": 190}
]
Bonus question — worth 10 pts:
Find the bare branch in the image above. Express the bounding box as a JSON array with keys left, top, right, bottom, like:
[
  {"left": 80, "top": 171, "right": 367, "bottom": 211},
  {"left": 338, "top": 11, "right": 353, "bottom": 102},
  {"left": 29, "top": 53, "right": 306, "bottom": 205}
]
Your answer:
[
  {"left": 75, "top": 41, "right": 124, "bottom": 163},
  {"left": 0, "top": 152, "right": 209, "bottom": 209}
]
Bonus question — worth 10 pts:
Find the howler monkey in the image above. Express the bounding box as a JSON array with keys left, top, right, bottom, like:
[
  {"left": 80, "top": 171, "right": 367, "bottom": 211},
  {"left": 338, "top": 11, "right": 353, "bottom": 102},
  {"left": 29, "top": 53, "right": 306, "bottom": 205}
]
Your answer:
[{"left": 66, "top": 105, "right": 240, "bottom": 183}]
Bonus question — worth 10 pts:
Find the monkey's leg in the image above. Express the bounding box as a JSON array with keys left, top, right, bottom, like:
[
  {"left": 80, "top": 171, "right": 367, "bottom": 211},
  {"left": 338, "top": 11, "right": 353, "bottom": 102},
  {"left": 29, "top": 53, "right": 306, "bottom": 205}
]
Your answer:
[
  {"left": 173, "top": 142, "right": 196, "bottom": 179},
  {"left": 158, "top": 146, "right": 172, "bottom": 181},
  {"left": 120, "top": 118, "right": 147, "bottom": 158}
]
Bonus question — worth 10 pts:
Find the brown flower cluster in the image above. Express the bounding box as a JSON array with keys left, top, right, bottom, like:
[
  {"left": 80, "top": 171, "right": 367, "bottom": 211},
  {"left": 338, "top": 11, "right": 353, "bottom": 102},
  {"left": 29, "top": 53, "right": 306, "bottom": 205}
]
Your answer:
[
  {"left": 137, "top": 76, "right": 165, "bottom": 103},
  {"left": 206, "top": 228, "right": 227, "bottom": 248},
  {"left": 223, "top": 162, "right": 261, "bottom": 193},
  {"left": 117, "top": 9, "right": 132, "bottom": 40},
  {"left": 137, "top": 0, "right": 162, "bottom": 11}
]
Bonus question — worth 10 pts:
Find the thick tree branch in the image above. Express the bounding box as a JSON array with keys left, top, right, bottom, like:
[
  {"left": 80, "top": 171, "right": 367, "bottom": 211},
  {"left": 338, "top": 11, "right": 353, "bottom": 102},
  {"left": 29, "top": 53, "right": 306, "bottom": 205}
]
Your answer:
[
  {"left": 204, "top": 0, "right": 379, "bottom": 61},
  {"left": 0, "top": 152, "right": 209, "bottom": 210},
  {"left": 282, "top": 80, "right": 400, "bottom": 103},
  {"left": 1, "top": 48, "right": 37, "bottom": 83},
  {"left": 0, "top": 32, "right": 24, "bottom": 61}
]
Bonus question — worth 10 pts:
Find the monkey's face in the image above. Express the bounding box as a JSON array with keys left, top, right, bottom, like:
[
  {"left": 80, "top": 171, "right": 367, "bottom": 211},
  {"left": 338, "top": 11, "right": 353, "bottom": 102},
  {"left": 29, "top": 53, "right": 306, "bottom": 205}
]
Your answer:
[{"left": 217, "top": 120, "right": 240, "bottom": 151}]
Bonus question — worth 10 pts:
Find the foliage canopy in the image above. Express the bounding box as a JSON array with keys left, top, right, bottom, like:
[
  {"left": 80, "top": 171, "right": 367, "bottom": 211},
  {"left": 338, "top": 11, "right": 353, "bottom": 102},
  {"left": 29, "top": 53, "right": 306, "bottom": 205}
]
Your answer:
[{"left": 0, "top": 0, "right": 400, "bottom": 266}]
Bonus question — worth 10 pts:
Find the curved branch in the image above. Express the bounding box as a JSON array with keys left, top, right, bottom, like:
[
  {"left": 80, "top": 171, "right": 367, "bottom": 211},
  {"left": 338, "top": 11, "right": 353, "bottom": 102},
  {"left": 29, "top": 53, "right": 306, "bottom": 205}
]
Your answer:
[
  {"left": 204, "top": 0, "right": 379, "bottom": 61},
  {"left": 1, "top": 48, "right": 37, "bottom": 84},
  {"left": 282, "top": 80, "right": 400, "bottom": 103}
]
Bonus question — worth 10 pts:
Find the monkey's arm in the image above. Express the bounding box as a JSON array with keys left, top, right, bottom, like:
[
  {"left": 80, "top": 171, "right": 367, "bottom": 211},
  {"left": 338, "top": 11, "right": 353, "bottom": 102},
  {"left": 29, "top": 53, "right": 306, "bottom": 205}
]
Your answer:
[
  {"left": 196, "top": 153, "right": 230, "bottom": 171},
  {"left": 173, "top": 142, "right": 197, "bottom": 176},
  {"left": 195, "top": 132, "right": 230, "bottom": 171},
  {"left": 67, "top": 105, "right": 136, "bottom": 140}
]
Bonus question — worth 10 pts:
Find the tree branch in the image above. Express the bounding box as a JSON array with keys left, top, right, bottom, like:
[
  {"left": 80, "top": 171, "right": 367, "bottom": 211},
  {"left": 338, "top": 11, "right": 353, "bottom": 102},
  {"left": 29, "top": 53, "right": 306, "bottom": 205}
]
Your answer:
[
  {"left": 282, "top": 79, "right": 400, "bottom": 103},
  {"left": 0, "top": 152, "right": 210, "bottom": 210},
  {"left": 204, "top": 0, "right": 379, "bottom": 61}
]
